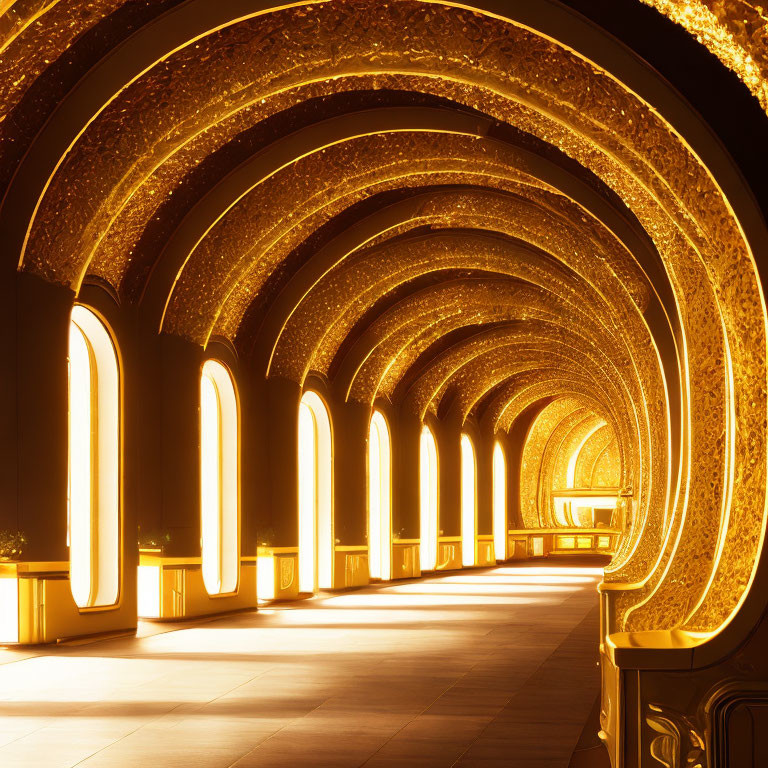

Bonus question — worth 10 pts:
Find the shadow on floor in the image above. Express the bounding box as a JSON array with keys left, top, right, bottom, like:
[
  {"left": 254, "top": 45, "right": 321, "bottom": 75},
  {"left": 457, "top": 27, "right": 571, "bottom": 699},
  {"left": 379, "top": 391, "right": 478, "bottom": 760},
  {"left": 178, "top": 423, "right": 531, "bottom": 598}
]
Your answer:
[{"left": 569, "top": 693, "right": 611, "bottom": 767}]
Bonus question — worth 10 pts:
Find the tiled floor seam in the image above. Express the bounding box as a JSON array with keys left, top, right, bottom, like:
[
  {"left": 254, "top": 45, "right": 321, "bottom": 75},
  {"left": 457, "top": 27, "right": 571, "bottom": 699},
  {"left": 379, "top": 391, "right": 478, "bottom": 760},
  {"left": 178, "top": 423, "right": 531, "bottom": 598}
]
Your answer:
[
  {"left": 70, "top": 664, "right": 279, "bottom": 768},
  {"left": 448, "top": 604, "right": 600, "bottom": 767},
  {"left": 357, "top": 586, "right": 599, "bottom": 768}
]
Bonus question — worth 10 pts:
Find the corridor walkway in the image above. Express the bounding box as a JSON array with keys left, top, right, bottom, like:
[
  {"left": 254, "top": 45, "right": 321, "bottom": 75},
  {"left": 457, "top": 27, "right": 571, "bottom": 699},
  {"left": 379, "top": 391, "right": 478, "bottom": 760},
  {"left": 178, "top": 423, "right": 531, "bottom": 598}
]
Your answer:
[{"left": 0, "top": 561, "right": 605, "bottom": 768}]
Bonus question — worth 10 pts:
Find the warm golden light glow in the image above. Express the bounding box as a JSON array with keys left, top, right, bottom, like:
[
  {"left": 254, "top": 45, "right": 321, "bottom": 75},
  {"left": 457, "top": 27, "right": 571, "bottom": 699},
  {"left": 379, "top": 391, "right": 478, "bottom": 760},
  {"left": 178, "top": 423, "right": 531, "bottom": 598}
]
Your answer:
[
  {"left": 460, "top": 434, "right": 476, "bottom": 567},
  {"left": 256, "top": 556, "right": 276, "bottom": 601},
  {"left": 641, "top": 0, "right": 768, "bottom": 113},
  {"left": 566, "top": 422, "right": 605, "bottom": 488},
  {"left": 68, "top": 305, "right": 120, "bottom": 609},
  {"left": 553, "top": 495, "right": 618, "bottom": 529},
  {"left": 298, "top": 391, "right": 333, "bottom": 593},
  {"left": 200, "top": 359, "right": 239, "bottom": 596},
  {"left": 0, "top": 578, "right": 19, "bottom": 644},
  {"left": 2, "top": 2, "right": 767, "bottom": 762},
  {"left": 492, "top": 441, "right": 507, "bottom": 561},
  {"left": 368, "top": 410, "right": 391, "bottom": 581},
  {"left": 419, "top": 424, "right": 439, "bottom": 571},
  {"left": 136, "top": 565, "right": 160, "bottom": 619}
]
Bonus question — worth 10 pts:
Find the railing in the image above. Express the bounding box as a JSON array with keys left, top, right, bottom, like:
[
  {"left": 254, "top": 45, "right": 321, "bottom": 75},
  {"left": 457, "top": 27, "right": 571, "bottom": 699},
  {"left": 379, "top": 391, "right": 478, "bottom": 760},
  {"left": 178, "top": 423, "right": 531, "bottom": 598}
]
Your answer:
[{"left": 507, "top": 527, "right": 621, "bottom": 559}]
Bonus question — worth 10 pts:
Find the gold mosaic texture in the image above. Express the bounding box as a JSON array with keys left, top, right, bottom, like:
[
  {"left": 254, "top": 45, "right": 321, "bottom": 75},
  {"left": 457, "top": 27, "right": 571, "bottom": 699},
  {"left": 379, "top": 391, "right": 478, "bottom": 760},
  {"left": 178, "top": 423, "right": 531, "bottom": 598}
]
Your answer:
[
  {"left": 520, "top": 399, "right": 584, "bottom": 528},
  {"left": 404, "top": 338, "right": 560, "bottom": 420},
  {"left": 592, "top": 440, "right": 621, "bottom": 488},
  {"left": 495, "top": 367, "right": 629, "bottom": 465},
  {"left": 4, "top": 0, "right": 764, "bottom": 639},
  {"left": 642, "top": 0, "right": 768, "bottom": 112},
  {"left": 0, "top": 0, "right": 121, "bottom": 183},
  {"left": 217, "top": 142, "right": 650, "bottom": 347},
  {"left": 265, "top": 188, "right": 662, "bottom": 548},
  {"left": 446, "top": 353, "right": 597, "bottom": 425},
  {"left": 221, "top": 156, "right": 652, "bottom": 344},
  {"left": 469, "top": 329, "right": 637, "bottom": 468},
  {"left": 497, "top": 377, "right": 618, "bottom": 438},
  {"left": 211, "top": 142, "right": 556, "bottom": 348},
  {"left": 344, "top": 278, "right": 643, "bottom": 418},
  {"left": 575, "top": 425, "right": 617, "bottom": 487},
  {"left": 538, "top": 411, "right": 601, "bottom": 526},
  {"left": 551, "top": 417, "right": 608, "bottom": 490},
  {"left": 343, "top": 278, "right": 570, "bottom": 404},
  {"left": 271, "top": 217, "right": 654, "bottom": 385}
]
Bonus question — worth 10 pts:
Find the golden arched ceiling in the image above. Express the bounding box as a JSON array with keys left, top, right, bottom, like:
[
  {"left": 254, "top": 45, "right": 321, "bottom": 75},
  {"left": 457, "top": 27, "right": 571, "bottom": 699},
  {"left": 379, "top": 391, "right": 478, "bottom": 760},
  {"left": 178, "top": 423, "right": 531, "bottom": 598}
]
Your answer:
[
  {"left": 592, "top": 441, "right": 621, "bottom": 489},
  {"left": 520, "top": 398, "right": 589, "bottom": 528},
  {"left": 642, "top": 0, "right": 768, "bottom": 112},
  {"left": 551, "top": 415, "right": 609, "bottom": 491},
  {"left": 575, "top": 425, "right": 619, "bottom": 489},
  {"left": 1, "top": 0, "right": 766, "bottom": 647}
]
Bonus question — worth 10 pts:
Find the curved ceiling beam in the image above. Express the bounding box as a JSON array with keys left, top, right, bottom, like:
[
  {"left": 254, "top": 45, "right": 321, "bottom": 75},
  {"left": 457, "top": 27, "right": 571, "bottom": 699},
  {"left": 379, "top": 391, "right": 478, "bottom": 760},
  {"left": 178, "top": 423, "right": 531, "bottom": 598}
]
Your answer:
[
  {"left": 446, "top": 354, "right": 617, "bottom": 425},
  {"left": 254, "top": 178, "right": 668, "bottom": 376},
  {"left": 333, "top": 277, "right": 634, "bottom": 404},
  {"left": 0, "top": 0, "right": 319, "bottom": 272},
  {"left": 551, "top": 414, "right": 610, "bottom": 491},
  {"left": 3, "top": 0, "right": 763, "bottom": 297},
  {"left": 273, "top": 228, "right": 651, "bottom": 386},
  {"left": 456, "top": 353, "right": 617, "bottom": 425},
  {"left": 139, "top": 106, "right": 492, "bottom": 327},
  {"left": 399, "top": 334, "right": 623, "bottom": 424},
  {"left": 493, "top": 376, "right": 621, "bottom": 434},
  {"left": 389, "top": 316, "right": 642, "bottom": 436},
  {"left": 575, "top": 424, "right": 617, "bottom": 488},
  {"left": 216, "top": 132, "right": 673, "bottom": 347},
  {"left": 398, "top": 325, "right": 597, "bottom": 411}
]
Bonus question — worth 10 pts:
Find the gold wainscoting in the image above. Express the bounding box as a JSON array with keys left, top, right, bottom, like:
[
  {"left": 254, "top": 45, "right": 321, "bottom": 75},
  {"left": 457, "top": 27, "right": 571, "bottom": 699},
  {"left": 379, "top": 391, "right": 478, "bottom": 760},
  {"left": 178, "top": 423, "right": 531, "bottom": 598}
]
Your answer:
[
  {"left": 507, "top": 529, "right": 620, "bottom": 561},
  {"left": 436, "top": 537, "right": 463, "bottom": 571},
  {"left": 333, "top": 546, "right": 370, "bottom": 589},
  {"left": 138, "top": 552, "right": 257, "bottom": 618},
  {"left": 0, "top": 561, "right": 136, "bottom": 644},
  {"left": 476, "top": 535, "right": 495, "bottom": 567},
  {"left": 255, "top": 548, "right": 299, "bottom": 602},
  {"left": 392, "top": 540, "right": 421, "bottom": 580}
]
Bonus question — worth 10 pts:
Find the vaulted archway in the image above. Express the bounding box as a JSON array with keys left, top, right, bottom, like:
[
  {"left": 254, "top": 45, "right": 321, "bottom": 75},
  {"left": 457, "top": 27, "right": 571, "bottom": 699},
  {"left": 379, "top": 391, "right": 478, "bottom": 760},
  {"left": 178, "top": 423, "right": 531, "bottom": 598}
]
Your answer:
[{"left": 0, "top": 2, "right": 766, "bottom": 765}]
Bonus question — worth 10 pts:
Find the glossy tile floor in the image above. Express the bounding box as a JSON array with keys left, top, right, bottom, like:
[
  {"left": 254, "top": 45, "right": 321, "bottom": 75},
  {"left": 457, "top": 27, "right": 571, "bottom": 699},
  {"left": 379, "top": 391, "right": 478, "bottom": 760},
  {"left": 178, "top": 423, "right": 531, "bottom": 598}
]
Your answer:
[{"left": 0, "top": 560, "right": 605, "bottom": 767}]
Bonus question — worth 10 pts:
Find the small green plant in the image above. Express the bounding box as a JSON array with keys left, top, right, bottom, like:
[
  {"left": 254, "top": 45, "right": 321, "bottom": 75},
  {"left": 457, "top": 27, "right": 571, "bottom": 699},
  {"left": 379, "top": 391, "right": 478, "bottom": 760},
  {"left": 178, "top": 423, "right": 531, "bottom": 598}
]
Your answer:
[
  {"left": 137, "top": 529, "right": 171, "bottom": 551},
  {"left": 0, "top": 531, "right": 26, "bottom": 561}
]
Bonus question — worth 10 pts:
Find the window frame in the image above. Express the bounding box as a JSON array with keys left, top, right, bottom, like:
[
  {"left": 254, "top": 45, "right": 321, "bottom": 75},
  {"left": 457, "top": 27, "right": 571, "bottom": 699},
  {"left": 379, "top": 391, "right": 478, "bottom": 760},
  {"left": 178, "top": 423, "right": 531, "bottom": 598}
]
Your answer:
[{"left": 68, "top": 304, "right": 123, "bottom": 611}]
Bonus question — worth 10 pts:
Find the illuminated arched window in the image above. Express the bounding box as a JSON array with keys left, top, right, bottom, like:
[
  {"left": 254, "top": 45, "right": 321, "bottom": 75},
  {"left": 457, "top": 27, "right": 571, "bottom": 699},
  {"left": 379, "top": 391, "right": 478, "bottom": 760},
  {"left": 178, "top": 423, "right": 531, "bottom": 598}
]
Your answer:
[
  {"left": 298, "top": 391, "right": 333, "bottom": 593},
  {"left": 460, "top": 433, "right": 477, "bottom": 567},
  {"left": 68, "top": 305, "right": 120, "bottom": 609},
  {"left": 200, "top": 360, "right": 239, "bottom": 596},
  {"left": 419, "top": 424, "right": 439, "bottom": 571},
  {"left": 368, "top": 410, "right": 392, "bottom": 580},
  {"left": 492, "top": 441, "right": 507, "bottom": 561}
]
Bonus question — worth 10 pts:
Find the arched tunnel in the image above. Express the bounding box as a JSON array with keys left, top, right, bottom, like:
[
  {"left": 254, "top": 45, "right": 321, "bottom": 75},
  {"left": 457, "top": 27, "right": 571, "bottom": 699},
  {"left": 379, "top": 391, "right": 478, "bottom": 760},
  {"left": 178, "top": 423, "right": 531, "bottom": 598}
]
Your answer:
[{"left": 0, "top": 1, "right": 767, "bottom": 766}]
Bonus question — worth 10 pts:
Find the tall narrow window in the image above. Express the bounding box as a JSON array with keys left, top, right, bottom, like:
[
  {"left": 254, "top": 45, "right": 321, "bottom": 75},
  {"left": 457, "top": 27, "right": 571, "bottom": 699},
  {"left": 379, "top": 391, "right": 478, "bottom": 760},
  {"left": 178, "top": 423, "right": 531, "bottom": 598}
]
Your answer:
[
  {"left": 68, "top": 306, "right": 120, "bottom": 609},
  {"left": 419, "top": 425, "right": 439, "bottom": 571},
  {"left": 298, "top": 391, "right": 333, "bottom": 593},
  {"left": 461, "top": 433, "right": 477, "bottom": 567},
  {"left": 200, "top": 360, "right": 239, "bottom": 596},
  {"left": 493, "top": 441, "right": 507, "bottom": 561},
  {"left": 368, "top": 410, "right": 391, "bottom": 580}
]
